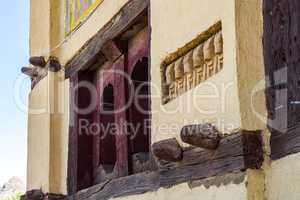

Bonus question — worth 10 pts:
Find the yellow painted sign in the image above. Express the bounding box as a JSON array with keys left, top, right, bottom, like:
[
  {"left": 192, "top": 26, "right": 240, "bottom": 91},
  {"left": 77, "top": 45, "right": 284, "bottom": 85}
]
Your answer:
[{"left": 66, "top": 0, "right": 104, "bottom": 34}]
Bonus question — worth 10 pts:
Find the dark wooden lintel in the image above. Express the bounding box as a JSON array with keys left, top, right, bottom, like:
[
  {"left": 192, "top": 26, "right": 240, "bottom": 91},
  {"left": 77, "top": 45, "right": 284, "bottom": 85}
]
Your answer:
[
  {"left": 67, "top": 130, "right": 263, "bottom": 200},
  {"left": 65, "top": 0, "right": 149, "bottom": 78}
]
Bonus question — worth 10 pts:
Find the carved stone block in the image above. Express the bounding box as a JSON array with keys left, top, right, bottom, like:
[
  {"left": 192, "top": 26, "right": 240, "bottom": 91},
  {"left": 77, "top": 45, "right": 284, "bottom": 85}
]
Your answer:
[{"left": 161, "top": 22, "right": 223, "bottom": 104}]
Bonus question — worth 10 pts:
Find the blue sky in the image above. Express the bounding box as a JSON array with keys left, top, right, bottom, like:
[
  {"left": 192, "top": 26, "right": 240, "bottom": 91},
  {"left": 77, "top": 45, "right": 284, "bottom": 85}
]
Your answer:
[{"left": 0, "top": 0, "right": 30, "bottom": 184}]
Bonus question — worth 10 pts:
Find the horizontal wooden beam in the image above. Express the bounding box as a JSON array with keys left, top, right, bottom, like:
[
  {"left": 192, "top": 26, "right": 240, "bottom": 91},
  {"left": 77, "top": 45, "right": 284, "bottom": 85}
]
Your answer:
[
  {"left": 159, "top": 130, "right": 263, "bottom": 187},
  {"left": 29, "top": 56, "right": 46, "bottom": 67},
  {"left": 65, "top": 0, "right": 149, "bottom": 78},
  {"left": 270, "top": 126, "right": 300, "bottom": 160},
  {"left": 67, "top": 130, "right": 263, "bottom": 200}
]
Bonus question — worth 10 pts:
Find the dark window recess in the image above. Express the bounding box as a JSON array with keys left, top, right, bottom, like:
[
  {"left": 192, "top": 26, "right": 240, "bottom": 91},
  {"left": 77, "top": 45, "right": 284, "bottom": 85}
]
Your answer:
[
  {"left": 94, "top": 84, "right": 117, "bottom": 183},
  {"left": 127, "top": 58, "right": 151, "bottom": 174},
  {"left": 76, "top": 71, "right": 94, "bottom": 191}
]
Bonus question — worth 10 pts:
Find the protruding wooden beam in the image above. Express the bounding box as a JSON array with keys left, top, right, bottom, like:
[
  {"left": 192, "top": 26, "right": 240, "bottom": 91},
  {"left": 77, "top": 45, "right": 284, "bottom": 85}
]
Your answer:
[
  {"left": 29, "top": 56, "right": 46, "bottom": 67},
  {"left": 101, "top": 41, "right": 122, "bottom": 62},
  {"left": 152, "top": 138, "right": 183, "bottom": 162},
  {"left": 21, "top": 67, "right": 38, "bottom": 77},
  {"left": 181, "top": 124, "right": 221, "bottom": 149},
  {"left": 48, "top": 57, "right": 62, "bottom": 72}
]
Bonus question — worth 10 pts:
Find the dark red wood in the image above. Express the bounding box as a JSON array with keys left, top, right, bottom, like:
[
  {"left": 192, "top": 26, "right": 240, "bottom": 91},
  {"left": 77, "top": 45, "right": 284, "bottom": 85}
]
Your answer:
[
  {"left": 113, "top": 56, "right": 129, "bottom": 177},
  {"left": 93, "top": 62, "right": 115, "bottom": 180},
  {"left": 126, "top": 28, "right": 151, "bottom": 173},
  {"left": 127, "top": 28, "right": 149, "bottom": 75}
]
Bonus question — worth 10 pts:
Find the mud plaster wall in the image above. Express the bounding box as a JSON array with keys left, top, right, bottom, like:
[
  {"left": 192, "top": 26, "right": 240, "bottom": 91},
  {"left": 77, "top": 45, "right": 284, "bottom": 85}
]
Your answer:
[
  {"left": 150, "top": 0, "right": 240, "bottom": 144},
  {"left": 27, "top": 0, "right": 51, "bottom": 192},
  {"left": 27, "top": 77, "right": 51, "bottom": 192},
  {"left": 266, "top": 153, "right": 300, "bottom": 200}
]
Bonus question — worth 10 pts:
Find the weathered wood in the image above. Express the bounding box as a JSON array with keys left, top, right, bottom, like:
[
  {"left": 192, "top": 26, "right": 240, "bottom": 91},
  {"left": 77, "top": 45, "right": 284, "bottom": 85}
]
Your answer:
[
  {"left": 29, "top": 56, "right": 46, "bottom": 67},
  {"left": 21, "top": 190, "right": 44, "bottom": 200},
  {"left": 67, "top": 75, "right": 79, "bottom": 195},
  {"left": 65, "top": 0, "right": 149, "bottom": 78},
  {"left": 263, "top": 0, "right": 300, "bottom": 160},
  {"left": 21, "top": 190, "right": 65, "bottom": 200},
  {"left": 67, "top": 131, "right": 263, "bottom": 200},
  {"left": 48, "top": 57, "right": 62, "bottom": 72},
  {"left": 270, "top": 126, "right": 300, "bottom": 160},
  {"left": 71, "top": 172, "right": 159, "bottom": 200},
  {"left": 22, "top": 57, "right": 61, "bottom": 89},
  {"left": 180, "top": 124, "right": 221, "bottom": 149},
  {"left": 159, "top": 130, "right": 263, "bottom": 187},
  {"left": 101, "top": 41, "right": 122, "bottom": 62},
  {"left": 21, "top": 67, "right": 38, "bottom": 77},
  {"left": 152, "top": 138, "right": 183, "bottom": 162}
]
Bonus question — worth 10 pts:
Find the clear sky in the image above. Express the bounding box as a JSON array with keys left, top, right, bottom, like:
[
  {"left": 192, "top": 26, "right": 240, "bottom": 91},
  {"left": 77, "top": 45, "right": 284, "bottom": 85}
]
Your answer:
[{"left": 0, "top": 0, "right": 30, "bottom": 185}]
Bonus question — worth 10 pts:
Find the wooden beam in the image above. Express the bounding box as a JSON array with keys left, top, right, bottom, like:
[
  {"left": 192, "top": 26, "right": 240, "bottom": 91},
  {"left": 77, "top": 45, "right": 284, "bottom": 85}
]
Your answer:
[
  {"left": 21, "top": 67, "right": 38, "bottom": 77},
  {"left": 67, "top": 75, "right": 79, "bottom": 195},
  {"left": 71, "top": 172, "right": 159, "bottom": 200},
  {"left": 65, "top": 0, "right": 149, "bottom": 78},
  {"left": 67, "top": 130, "right": 263, "bottom": 200},
  {"left": 180, "top": 124, "right": 221, "bottom": 149},
  {"left": 101, "top": 41, "right": 122, "bottom": 62},
  {"left": 270, "top": 126, "right": 300, "bottom": 160},
  {"left": 48, "top": 56, "right": 62, "bottom": 72},
  {"left": 29, "top": 56, "right": 46, "bottom": 67},
  {"left": 159, "top": 130, "right": 263, "bottom": 187}
]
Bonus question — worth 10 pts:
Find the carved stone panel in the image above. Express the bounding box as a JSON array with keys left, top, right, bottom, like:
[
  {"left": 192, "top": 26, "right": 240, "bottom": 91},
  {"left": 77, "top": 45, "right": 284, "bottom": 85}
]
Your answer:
[{"left": 161, "top": 22, "right": 223, "bottom": 104}]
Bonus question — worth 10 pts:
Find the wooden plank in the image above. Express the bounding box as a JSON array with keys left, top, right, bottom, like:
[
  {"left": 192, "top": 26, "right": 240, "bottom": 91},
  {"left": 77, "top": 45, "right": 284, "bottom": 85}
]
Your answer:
[
  {"left": 113, "top": 56, "right": 129, "bottom": 177},
  {"left": 263, "top": 0, "right": 300, "bottom": 160},
  {"left": 65, "top": 0, "right": 149, "bottom": 78},
  {"left": 67, "top": 75, "right": 79, "bottom": 195},
  {"left": 67, "top": 131, "right": 263, "bottom": 200}
]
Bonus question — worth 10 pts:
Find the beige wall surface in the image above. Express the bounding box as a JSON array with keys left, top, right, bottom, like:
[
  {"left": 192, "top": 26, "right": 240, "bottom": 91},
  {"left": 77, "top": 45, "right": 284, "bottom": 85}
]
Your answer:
[
  {"left": 27, "top": 77, "right": 51, "bottom": 192},
  {"left": 266, "top": 153, "right": 300, "bottom": 200},
  {"left": 151, "top": 0, "right": 240, "bottom": 144},
  {"left": 27, "top": 0, "right": 51, "bottom": 192},
  {"left": 30, "top": 0, "right": 50, "bottom": 56},
  {"left": 51, "top": 0, "right": 130, "bottom": 65}
]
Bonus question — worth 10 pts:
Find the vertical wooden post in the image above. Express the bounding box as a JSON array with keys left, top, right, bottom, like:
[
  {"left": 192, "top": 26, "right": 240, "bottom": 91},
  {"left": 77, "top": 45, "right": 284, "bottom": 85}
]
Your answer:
[
  {"left": 67, "top": 74, "right": 78, "bottom": 195},
  {"left": 114, "top": 56, "right": 129, "bottom": 177}
]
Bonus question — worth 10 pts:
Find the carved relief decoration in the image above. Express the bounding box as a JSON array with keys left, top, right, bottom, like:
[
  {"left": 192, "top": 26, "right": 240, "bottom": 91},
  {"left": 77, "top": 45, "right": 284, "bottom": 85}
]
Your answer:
[{"left": 161, "top": 22, "right": 223, "bottom": 104}]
